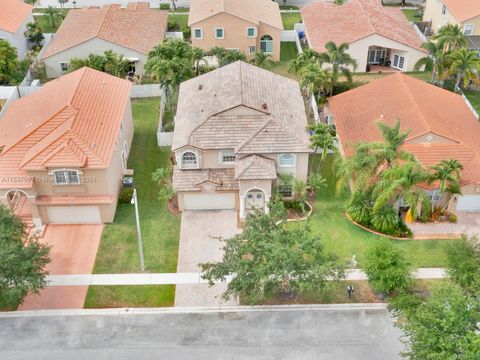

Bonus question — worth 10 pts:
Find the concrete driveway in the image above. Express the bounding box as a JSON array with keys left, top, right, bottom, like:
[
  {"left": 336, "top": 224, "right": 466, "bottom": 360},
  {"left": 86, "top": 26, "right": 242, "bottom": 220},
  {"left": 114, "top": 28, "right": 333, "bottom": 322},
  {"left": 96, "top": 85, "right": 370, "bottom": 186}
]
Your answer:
[
  {"left": 409, "top": 212, "right": 480, "bottom": 238},
  {"left": 19, "top": 224, "right": 103, "bottom": 311},
  {"left": 175, "top": 210, "right": 241, "bottom": 307}
]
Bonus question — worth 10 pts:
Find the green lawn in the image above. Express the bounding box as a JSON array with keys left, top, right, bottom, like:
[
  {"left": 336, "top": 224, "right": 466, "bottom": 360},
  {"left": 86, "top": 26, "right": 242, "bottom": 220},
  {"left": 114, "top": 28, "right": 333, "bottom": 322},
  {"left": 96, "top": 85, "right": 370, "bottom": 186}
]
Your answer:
[
  {"left": 281, "top": 13, "right": 302, "bottom": 30},
  {"left": 402, "top": 9, "right": 422, "bottom": 22},
  {"left": 92, "top": 98, "right": 180, "bottom": 274},
  {"left": 280, "top": 42, "right": 298, "bottom": 62},
  {"left": 168, "top": 14, "right": 189, "bottom": 30},
  {"left": 279, "top": 5, "right": 299, "bottom": 11},
  {"left": 84, "top": 285, "right": 175, "bottom": 308},
  {"left": 351, "top": 71, "right": 432, "bottom": 83},
  {"left": 464, "top": 90, "right": 480, "bottom": 115},
  {"left": 307, "top": 155, "right": 454, "bottom": 268}
]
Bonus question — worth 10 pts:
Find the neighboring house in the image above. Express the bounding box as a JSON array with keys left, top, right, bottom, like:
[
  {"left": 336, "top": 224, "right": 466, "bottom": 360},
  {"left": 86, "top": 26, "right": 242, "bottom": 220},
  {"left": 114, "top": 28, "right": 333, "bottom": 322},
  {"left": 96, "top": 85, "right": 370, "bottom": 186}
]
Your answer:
[
  {"left": 326, "top": 72, "right": 480, "bottom": 212},
  {"left": 301, "top": 0, "right": 427, "bottom": 72},
  {"left": 41, "top": 2, "right": 168, "bottom": 78},
  {"left": 188, "top": 0, "right": 283, "bottom": 61},
  {"left": 0, "top": 67, "right": 133, "bottom": 229},
  {"left": 423, "top": 0, "right": 480, "bottom": 35},
  {"left": 172, "top": 61, "right": 312, "bottom": 219},
  {"left": 0, "top": 0, "right": 34, "bottom": 59}
]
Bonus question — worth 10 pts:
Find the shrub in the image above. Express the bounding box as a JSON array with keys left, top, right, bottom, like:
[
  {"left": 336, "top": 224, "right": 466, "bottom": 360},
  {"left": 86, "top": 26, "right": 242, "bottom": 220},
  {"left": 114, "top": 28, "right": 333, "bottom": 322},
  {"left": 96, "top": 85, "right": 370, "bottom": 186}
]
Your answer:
[
  {"left": 445, "top": 235, "right": 480, "bottom": 294},
  {"left": 347, "top": 191, "right": 372, "bottom": 226},
  {"left": 118, "top": 187, "right": 134, "bottom": 204},
  {"left": 159, "top": 3, "right": 170, "bottom": 10},
  {"left": 371, "top": 205, "right": 400, "bottom": 236},
  {"left": 167, "top": 19, "right": 180, "bottom": 31},
  {"left": 448, "top": 213, "right": 457, "bottom": 223},
  {"left": 331, "top": 81, "right": 366, "bottom": 96}
]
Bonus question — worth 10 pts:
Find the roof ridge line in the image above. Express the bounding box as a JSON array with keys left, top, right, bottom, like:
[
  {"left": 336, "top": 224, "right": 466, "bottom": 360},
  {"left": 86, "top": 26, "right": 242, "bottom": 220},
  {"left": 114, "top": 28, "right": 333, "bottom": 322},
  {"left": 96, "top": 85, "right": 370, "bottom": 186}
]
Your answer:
[
  {"left": 399, "top": 74, "right": 432, "bottom": 134},
  {"left": 236, "top": 117, "right": 273, "bottom": 153},
  {"left": 96, "top": 4, "right": 114, "bottom": 38}
]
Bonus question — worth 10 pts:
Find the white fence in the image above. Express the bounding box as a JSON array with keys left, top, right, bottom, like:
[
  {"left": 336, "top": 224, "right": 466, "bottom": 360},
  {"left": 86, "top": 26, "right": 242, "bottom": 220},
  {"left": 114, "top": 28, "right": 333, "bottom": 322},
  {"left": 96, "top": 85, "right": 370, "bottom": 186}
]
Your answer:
[
  {"left": 165, "top": 32, "right": 184, "bottom": 40},
  {"left": 281, "top": 30, "right": 297, "bottom": 42},
  {"left": 462, "top": 93, "right": 480, "bottom": 120},
  {"left": 311, "top": 96, "right": 320, "bottom": 122},
  {"left": 131, "top": 84, "right": 165, "bottom": 98}
]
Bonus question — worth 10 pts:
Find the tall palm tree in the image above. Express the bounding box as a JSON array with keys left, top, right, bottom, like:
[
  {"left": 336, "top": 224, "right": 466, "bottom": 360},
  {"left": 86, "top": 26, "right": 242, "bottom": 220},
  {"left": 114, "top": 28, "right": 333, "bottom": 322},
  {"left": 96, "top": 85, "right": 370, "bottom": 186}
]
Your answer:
[
  {"left": 307, "top": 122, "right": 338, "bottom": 173},
  {"left": 250, "top": 52, "right": 275, "bottom": 69},
  {"left": 300, "top": 62, "right": 331, "bottom": 104},
  {"left": 103, "top": 51, "right": 130, "bottom": 78},
  {"left": 44, "top": 6, "right": 62, "bottom": 30},
  {"left": 435, "top": 24, "right": 468, "bottom": 53},
  {"left": 430, "top": 159, "right": 463, "bottom": 211},
  {"left": 414, "top": 41, "right": 447, "bottom": 83},
  {"left": 191, "top": 47, "right": 206, "bottom": 76},
  {"left": 448, "top": 48, "right": 480, "bottom": 90},
  {"left": 24, "top": 22, "right": 44, "bottom": 49},
  {"left": 221, "top": 49, "right": 247, "bottom": 66},
  {"left": 319, "top": 41, "right": 357, "bottom": 96},
  {"left": 288, "top": 48, "right": 322, "bottom": 75}
]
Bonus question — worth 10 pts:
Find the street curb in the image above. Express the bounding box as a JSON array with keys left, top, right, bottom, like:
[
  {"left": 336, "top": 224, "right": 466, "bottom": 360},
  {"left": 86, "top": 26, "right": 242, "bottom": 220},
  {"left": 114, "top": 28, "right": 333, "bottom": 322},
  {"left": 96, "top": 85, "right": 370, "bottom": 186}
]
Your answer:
[{"left": 0, "top": 303, "right": 389, "bottom": 318}]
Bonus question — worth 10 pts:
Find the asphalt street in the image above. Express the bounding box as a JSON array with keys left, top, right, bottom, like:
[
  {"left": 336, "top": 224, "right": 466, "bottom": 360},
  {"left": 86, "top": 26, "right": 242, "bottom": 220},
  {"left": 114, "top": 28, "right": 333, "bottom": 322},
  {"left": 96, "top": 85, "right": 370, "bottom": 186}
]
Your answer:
[{"left": 0, "top": 305, "right": 403, "bottom": 360}]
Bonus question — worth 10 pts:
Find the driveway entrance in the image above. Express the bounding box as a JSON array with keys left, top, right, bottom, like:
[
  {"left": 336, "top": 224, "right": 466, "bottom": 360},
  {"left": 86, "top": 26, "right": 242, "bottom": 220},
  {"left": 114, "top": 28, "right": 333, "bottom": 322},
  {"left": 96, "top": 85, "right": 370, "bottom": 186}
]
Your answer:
[{"left": 175, "top": 210, "right": 241, "bottom": 307}]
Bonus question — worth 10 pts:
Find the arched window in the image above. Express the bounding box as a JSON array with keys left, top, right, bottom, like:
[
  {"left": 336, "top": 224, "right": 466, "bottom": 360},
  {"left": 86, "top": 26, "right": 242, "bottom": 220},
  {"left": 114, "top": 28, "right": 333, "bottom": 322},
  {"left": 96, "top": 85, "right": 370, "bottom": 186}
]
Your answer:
[
  {"left": 278, "top": 153, "right": 295, "bottom": 167},
  {"left": 182, "top": 151, "right": 197, "bottom": 168},
  {"left": 260, "top": 35, "right": 273, "bottom": 53}
]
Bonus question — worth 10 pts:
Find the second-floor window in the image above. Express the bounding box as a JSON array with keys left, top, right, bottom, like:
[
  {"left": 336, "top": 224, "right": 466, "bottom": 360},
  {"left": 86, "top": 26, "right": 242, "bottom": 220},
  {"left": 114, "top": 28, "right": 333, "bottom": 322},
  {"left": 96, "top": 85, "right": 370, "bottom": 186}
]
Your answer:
[
  {"left": 193, "top": 28, "right": 203, "bottom": 39},
  {"left": 215, "top": 28, "right": 224, "bottom": 39},
  {"left": 60, "top": 62, "right": 68, "bottom": 73},
  {"left": 182, "top": 151, "right": 198, "bottom": 168},
  {"left": 260, "top": 35, "right": 273, "bottom": 53},
  {"left": 464, "top": 24, "right": 474, "bottom": 36},
  {"left": 278, "top": 154, "right": 295, "bottom": 167},
  {"left": 220, "top": 149, "right": 235, "bottom": 164},
  {"left": 53, "top": 170, "right": 80, "bottom": 185},
  {"left": 441, "top": 4, "right": 447, "bottom": 15},
  {"left": 246, "top": 27, "right": 256, "bottom": 38}
]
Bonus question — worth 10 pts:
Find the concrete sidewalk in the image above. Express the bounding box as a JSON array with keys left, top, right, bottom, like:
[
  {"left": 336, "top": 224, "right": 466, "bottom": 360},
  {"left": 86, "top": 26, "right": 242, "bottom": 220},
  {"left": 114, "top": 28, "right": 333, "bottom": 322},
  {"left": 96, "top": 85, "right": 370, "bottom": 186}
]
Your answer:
[{"left": 45, "top": 268, "right": 447, "bottom": 286}]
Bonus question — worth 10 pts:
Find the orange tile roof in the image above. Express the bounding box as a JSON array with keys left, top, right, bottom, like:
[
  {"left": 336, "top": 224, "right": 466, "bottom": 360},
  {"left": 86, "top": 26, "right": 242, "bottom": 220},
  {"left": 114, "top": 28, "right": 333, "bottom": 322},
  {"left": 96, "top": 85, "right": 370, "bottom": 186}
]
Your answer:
[
  {"left": 0, "top": 0, "right": 32, "bottom": 33},
  {"left": 42, "top": 2, "right": 168, "bottom": 59},
  {"left": 0, "top": 67, "right": 131, "bottom": 189},
  {"left": 329, "top": 72, "right": 480, "bottom": 187},
  {"left": 301, "top": 0, "right": 425, "bottom": 52},
  {"left": 443, "top": 0, "right": 480, "bottom": 22}
]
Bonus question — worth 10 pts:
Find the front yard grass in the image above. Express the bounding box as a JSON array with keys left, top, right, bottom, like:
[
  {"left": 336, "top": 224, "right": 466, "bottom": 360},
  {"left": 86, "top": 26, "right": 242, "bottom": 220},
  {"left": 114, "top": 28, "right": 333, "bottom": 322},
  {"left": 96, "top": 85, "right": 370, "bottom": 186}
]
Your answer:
[
  {"left": 307, "top": 155, "right": 454, "bottom": 268},
  {"left": 84, "top": 285, "right": 175, "bottom": 308},
  {"left": 92, "top": 98, "right": 180, "bottom": 274},
  {"left": 281, "top": 13, "right": 302, "bottom": 30},
  {"left": 463, "top": 90, "right": 480, "bottom": 115}
]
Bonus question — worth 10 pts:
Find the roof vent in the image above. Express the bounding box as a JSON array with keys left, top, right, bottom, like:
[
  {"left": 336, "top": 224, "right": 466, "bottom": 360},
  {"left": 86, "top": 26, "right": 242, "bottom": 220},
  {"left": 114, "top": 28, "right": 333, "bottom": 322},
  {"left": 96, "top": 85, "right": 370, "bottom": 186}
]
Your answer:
[
  {"left": 262, "top": 103, "right": 268, "bottom": 110},
  {"left": 198, "top": 84, "right": 203, "bottom": 90}
]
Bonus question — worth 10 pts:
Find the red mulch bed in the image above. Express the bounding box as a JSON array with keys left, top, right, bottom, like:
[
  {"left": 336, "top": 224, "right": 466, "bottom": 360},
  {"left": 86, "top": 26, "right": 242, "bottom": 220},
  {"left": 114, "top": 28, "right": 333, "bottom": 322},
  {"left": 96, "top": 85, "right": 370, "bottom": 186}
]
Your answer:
[{"left": 167, "top": 195, "right": 180, "bottom": 216}]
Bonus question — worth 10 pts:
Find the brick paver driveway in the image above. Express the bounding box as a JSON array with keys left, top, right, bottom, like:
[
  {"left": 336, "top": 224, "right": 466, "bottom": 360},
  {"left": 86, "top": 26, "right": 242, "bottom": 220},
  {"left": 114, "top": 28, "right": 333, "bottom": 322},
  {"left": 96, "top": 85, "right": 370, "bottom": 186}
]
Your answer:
[
  {"left": 175, "top": 210, "right": 241, "bottom": 307},
  {"left": 19, "top": 224, "right": 103, "bottom": 310}
]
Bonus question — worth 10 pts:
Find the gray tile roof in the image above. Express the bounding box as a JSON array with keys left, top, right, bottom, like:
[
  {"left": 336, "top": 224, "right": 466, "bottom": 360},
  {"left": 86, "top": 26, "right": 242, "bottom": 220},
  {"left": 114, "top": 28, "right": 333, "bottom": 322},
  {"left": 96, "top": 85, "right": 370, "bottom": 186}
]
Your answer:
[
  {"left": 173, "top": 167, "right": 238, "bottom": 192},
  {"left": 172, "top": 61, "right": 311, "bottom": 154},
  {"left": 235, "top": 155, "right": 276, "bottom": 180}
]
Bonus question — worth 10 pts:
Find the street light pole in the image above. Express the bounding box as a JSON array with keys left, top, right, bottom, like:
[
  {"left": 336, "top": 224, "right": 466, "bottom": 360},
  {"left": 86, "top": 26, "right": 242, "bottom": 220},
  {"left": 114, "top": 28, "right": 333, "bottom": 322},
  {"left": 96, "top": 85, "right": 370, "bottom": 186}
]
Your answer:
[{"left": 131, "top": 188, "right": 145, "bottom": 272}]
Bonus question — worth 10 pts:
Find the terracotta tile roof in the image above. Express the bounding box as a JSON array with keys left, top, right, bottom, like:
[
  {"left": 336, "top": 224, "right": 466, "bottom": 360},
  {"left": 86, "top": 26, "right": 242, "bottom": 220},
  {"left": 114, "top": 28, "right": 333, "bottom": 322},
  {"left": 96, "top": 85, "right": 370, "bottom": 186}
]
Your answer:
[
  {"left": 173, "top": 61, "right": 311, "bottom": 154},
  {"left": 443, "top": 0, "right": 480, "bottom": 22},
  {"left": 0, "top": 0, "right": 32, "bottom": 33},
  {"left": 173, "top": 167, "right": 238, "bottom": 192},
  {"left": 0, "top": 67, "right": 132, "bottom": 189},
  {"left": 235, "top": 155, "right": 276, "bottom": 180},
  {"left": 301, "top": 0, "right": 425, "bottom": 52},
  {"left": 42, "top": 3, "right": 168, "bottom": 59},
  {"left": 188, "top": 0, "right": 283, "bottom": 29},
  {"left": 329, "top": 72, "right": 480, "bottom": 187}
]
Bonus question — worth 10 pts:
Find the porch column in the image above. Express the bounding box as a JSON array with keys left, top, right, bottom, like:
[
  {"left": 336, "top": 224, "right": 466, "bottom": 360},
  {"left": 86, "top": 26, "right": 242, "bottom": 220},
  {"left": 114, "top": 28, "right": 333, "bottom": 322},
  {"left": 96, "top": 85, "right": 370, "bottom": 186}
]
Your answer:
[
  {"left": 29, "top": 203, "right": 43, "bottom": 227},
  {"left": 264, "top": 195, "right": 271, "bottom": 215},
  {"left": 239, "top": 195, "right": 246, "bottom": 218}
]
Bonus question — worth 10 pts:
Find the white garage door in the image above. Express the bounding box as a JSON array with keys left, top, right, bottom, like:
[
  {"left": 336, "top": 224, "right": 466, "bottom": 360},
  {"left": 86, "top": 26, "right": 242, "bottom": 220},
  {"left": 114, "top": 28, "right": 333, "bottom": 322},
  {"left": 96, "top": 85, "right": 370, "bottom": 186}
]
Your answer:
[
  {"left": 456, "top": 195, "right": 480, "bottom": 211},
  {"left": 183, "top": 193, "right": 235, "bottom": 210},
  {"left": 47, "top": 206, "right": 102, "bottom": 224}
]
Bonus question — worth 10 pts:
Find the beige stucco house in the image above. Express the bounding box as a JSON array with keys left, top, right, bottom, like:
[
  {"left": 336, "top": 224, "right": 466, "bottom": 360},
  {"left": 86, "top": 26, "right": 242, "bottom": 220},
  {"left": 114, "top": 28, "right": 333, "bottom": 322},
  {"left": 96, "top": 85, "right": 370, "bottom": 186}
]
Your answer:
[
  {"left": 423, "top": 0, "right": 480, "bottom": 35},
  {"left": 301, "top": 0, "right": 427, "bottom": 72},
  {"left": 172, "top": 61, "right": 312, "bottom": 219},
  {"left": 0, "top": 0, "right": 34, "bottom": 59},
  {"left": 41, "top": 2, "right": 168, "bottom": 78},
  {"left": 188, "top": 0, "right": 283, "bottom": 62},
  {"left": 326, "top": 72, "right": 480, "bottom": 212},
  {"left": 0, "top": 67, "right": 133, "bottom": 229}
]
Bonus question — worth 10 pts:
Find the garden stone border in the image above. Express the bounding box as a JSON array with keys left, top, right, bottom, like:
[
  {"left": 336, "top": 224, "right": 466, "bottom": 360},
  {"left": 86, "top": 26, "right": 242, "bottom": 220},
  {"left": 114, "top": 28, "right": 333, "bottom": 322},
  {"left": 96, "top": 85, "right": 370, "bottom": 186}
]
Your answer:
[{"left": 276, "top": 201, "right": 313, "bottom": 225}]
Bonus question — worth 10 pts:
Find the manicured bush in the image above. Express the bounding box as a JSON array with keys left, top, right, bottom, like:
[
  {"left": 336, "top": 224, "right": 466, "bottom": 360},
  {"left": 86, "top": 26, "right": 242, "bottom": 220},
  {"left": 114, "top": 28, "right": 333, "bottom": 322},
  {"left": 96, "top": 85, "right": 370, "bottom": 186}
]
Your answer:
[
  {"left": 347, "top": 191, "right": 372, "bottom": 226},
  {"left": 118, "top": 187, "right": 134, "bottom": 204},
  {"left": 159, "top": 3, "right": 170, "bottom": 10},
  {"left": 167, "top": 19, "right": 180, "bottom": 31},
  {"left": 371, "top": 205, "right": 400, "bottom": 236},
  {"left": 448, "top": 213, "right": 457, "bottom": 223}
]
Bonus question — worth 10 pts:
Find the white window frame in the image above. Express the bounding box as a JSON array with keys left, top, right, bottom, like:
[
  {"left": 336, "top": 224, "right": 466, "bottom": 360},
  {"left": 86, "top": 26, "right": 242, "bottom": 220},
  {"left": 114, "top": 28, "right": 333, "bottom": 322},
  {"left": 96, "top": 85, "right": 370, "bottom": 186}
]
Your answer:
[
  {"left": 278, "top": 153, "right": 296, "bottom": 168},
  {"left": 248, "top": 46, "right": 256, "bottom": 55},
  {"left": 392, "top": 53, "right": 406, "bottom": 71},
  {"left": 193, "top": 28, "right": 203, "bottom": 40},
  {"left": 463, "top": 24, "right": 474, "bottom": 36},
  {"left": 60, "top": 62, "right": 68, "bottom": 73},
  {"left": 260, "top": 35, "right": 273, "bottom": 54},
  {"left": 181, "top": 150, "right": 199, "bottom": 169},
  {"left": 219, "top": 149, "right": 235, "bottom": 165},
  {"left": 51, "top": 169, "right": 81, "bottom": 185},
  {"left": 246, "top": 27, "right": 257, "bottom": 38},
  {"left": 215, "top": 27, "right": 225, "bottom": 39}
]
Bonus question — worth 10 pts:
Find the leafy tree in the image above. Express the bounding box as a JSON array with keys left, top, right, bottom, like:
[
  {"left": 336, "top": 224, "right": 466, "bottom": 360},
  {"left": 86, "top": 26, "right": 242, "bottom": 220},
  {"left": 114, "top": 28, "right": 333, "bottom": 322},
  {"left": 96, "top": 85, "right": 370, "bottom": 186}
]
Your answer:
[
  {"left": 363, "top": 240, "right": 412, "bottom": 295},
  {"left": 0, "top": 40, "right": 23, "bottom": 85},
  {"left": 69, "top": 51, "right": 129, "bottom": 78},
  {"left": 191, "top": 47, "right": 206, "bottom": 76},
  {"left": 319, "top": 41, "right": 357, "bottom": 96},
  {"left": 0, "top": 205, "right": 50, "bottom": 307},
  {"left": 219, "top": 49, "right": 247, "bottom": 66},
  {"left": 307, "top": 122, "right": 338, "bottom": 172},
  {"left": 24, "top": 22, "right": 44, "bottom": 50},
  {"left": 445, "top": 234, "right": 480, "bottom": 294},
  {"left": 300, "top": 62, "right": 331, "bottom": 103},
  {"left": 448, "top": 47, "right": 480, "bottom": 90},
  {"left": 402, "top": 283, "right": 480, "bottom": 359},
  {"left": 44, "top": 6, "right": 62, "bottom": 30},
  {"left": 201, "top": 210, "right": 345, "bottom": 303},
  {"left": 288, "top": 48, "right": 322, "bottom": 75},
  {"left": 24, "top": 0, "right": 40, "bottom": 5},
  {"left": 434, "top": 24, "right": 468, "bottom": 54},
  {"left": 250, "top": 51, "right": 275, "bottom": 69}
]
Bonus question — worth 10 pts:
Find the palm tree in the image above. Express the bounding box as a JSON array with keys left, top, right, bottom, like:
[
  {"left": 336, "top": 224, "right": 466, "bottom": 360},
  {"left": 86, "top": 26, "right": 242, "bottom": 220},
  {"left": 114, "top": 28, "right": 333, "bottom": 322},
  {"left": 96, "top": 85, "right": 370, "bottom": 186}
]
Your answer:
[
  {"left": 414, "top": 41, "right": 447, "bottom": 83},
  {"left": 319, "top": 41, "right": 357, "bottom": 96},
  {"left": 288, "top": 48, "right": 322, "bottom": 75},
  {"left": 191, "top": 47, "right": 206, "bottom": 76},
  {"left": 448, "top": 48, "right": 480, "bottom": 91},
  {"left": 221, "top": 49, "right": 247, "bottom": 66},
  {"left": 307, "top": 122, "right": 338, "bottom": 173},
  {"left": 103, "top": 51, "right": 130, "bottom": 78},
  {"left": 307, "top": 173, "right": 327, "bottom": 197},
  {"left": 435, "top": 24, "right": 467, "bottom": 53},
  {"left": 250, "top": 52, "right": 275, "bottom": 69},
  {"left": 24, "top": 0, "right": 40, "bottom": 5},
  {"left": 300, "top": 62, "right": 331, "bottom": 105},
  {"left": 431, "top": 159, "right": 463, "bottom": 196},
  {"left": 44, "top": 6, "right": 62, "bottom": 30},
  {"left": 24, "top": 22, "right": 44, "bottom": 50}
]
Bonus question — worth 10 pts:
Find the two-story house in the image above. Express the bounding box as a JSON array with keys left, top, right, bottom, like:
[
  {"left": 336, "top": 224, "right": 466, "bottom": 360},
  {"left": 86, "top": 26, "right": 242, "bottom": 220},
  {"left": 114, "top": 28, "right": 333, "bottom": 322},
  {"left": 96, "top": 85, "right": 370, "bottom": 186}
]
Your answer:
[
  {"left": 42, "top": 2, "right": 168, "bottom": 78},
  {"left": 172, "top": 61, "right": 312, "bottom": 219},
  {"left": 423, "top": 0, "right": 480, "bottom": 36},
  {"left": 0, "top": 67, "right": 133, "bottom": 230},
  {"left": 0, "top": 0, "right": 34, "bottom": 59},
  {"left": 188, "top": 0, "right": 283, "bottom": 61}
]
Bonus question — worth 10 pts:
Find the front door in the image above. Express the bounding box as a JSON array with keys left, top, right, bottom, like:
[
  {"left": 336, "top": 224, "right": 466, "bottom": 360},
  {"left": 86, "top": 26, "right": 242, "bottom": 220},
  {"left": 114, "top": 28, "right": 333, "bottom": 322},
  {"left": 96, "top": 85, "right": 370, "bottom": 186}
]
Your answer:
[{"left": 246, "top": 190, "right": 265, "bottom": 211}]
